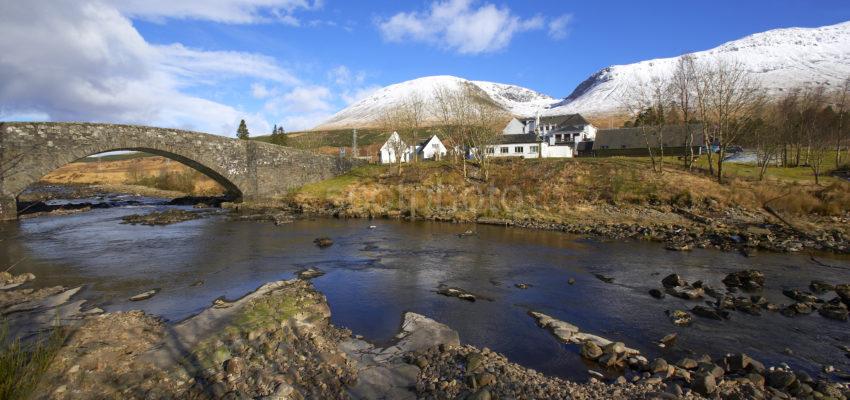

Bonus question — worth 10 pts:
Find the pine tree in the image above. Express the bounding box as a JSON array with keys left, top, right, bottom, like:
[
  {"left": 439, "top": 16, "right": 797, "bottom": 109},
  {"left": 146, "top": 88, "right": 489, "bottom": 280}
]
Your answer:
[
  {"left": 270, "top": 124, "right": 287, "bottom": 146},
  {"left": 237, "top": 119, "right": 249, "bottom": 140}
]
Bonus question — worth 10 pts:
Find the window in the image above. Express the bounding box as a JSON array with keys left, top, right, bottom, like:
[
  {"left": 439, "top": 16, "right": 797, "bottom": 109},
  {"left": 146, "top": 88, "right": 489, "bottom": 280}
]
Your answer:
[
  {"left": 486, "top": 147, "right": 495, "bottom": 154},
  {"left": 500, "top": 147, "right": 509, "bottom": 154},
  {"left": 514, "top": 146, "right": 524, "bottom": 153},
  {"left": 530, "top": 145, "right": 539, "bottom": 153}
]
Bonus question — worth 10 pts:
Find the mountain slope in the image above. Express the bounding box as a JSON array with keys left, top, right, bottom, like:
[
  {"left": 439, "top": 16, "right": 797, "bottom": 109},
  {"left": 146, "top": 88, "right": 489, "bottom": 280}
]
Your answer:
[
  {"left": 313, "top": 76, "right": 556, "bottom": 130},
  {"left": 547, "top": 21, "right": 850, "bottom": 117}
]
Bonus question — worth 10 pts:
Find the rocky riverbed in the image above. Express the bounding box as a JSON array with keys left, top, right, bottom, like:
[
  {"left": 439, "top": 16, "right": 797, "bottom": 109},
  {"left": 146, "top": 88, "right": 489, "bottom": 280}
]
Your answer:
[
  {"left": 3, "top": 269, "right": 849, "bottom": 400},
  {"left": 239, "top": 197, "right": 850, "bottom": 256}
]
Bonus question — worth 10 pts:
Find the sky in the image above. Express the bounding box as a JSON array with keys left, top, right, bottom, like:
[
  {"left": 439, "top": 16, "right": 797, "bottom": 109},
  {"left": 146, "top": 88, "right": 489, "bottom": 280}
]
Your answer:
[{"left": 1, "top": 0, "right": 849, "bottom": 136}]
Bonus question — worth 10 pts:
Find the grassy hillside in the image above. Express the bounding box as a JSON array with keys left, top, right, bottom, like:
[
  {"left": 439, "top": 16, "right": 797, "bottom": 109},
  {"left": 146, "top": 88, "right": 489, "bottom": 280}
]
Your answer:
[{"left": 291, "top": 157, "right": 850, "bottom": 226}]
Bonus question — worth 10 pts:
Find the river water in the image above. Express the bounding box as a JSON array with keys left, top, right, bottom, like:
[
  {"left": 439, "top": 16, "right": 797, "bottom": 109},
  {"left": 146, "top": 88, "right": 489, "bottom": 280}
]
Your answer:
[{"left": 2, "top": 196, "right": 849, "bottom": 381}]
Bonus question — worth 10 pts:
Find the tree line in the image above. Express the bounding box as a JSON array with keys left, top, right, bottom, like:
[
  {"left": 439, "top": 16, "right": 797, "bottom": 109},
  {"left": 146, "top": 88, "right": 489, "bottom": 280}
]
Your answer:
[{"left": 623, "top": 56, "right": 850, "bottom": 184}]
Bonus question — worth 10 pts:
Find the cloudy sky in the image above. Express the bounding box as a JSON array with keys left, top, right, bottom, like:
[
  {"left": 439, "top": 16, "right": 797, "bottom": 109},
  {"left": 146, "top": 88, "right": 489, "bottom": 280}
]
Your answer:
[{"left": 1, "top": 0, "right": 849, "bottom": 136}]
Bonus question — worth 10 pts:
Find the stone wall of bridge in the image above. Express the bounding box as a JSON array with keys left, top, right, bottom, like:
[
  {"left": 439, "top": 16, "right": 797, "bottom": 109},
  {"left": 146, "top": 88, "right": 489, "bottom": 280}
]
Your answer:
[{"left": 0, "top": 122, "right": 357, "bottom": 220}]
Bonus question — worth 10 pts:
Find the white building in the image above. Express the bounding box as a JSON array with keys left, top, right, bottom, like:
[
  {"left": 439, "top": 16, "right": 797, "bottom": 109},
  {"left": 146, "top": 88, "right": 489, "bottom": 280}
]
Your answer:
[
  {"left": 379, "top": 131, "right": 412, "bottom": 164},
  {"left": 484, "top": 113, "right": 595, "bottom": 159},
  {"left": 523, "top": 113, "right": 597, "bottom": 149},
  {"left": 483, "top": 134, "right": 573, "bottom": 159},
  {"left": 415, "top": 135, "right": 447, "bottom": 160}
]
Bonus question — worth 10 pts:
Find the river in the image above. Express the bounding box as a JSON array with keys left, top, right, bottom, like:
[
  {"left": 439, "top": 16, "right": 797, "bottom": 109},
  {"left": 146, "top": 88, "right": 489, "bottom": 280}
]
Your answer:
[{"left": 2, "top": 195, "right": 849, "bottom": 381}]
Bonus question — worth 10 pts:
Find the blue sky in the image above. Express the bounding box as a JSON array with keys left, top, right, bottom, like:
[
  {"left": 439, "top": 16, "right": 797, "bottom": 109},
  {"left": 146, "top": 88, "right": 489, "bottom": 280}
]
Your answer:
[{"left": 2, "top": 0, "right": 849, "bottom": 135}]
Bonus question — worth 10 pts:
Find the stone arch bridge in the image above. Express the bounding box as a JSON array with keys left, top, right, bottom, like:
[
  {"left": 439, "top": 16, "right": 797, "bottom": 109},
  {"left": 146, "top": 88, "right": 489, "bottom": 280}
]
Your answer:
[{"left": 0, "top": 122, "right": 357, "bottom": 220}]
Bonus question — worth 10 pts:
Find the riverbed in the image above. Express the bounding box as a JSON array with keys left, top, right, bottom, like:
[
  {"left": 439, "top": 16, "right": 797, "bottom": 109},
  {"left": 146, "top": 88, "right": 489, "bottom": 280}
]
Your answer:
[{"left": 2, "top": 196, "right": 849, "bottom": 382}]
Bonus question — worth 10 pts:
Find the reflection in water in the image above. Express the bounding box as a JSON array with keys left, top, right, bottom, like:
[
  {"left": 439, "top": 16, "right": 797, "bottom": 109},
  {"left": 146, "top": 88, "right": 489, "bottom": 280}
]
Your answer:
[{"left": 1, "top": 201, "right": 849, "bottom": 380}]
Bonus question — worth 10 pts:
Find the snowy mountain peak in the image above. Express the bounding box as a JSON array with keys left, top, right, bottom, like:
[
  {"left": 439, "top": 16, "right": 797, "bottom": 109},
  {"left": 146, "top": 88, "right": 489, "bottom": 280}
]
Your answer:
[
  {"left": 315, "top": 21, "right": 850, "bottom": 129},
  {"left": 548, "top": 20, "right": 850, "bottom": 116},
  {"left": 314, "top": 76, "right": 557, "bottom": 130}
]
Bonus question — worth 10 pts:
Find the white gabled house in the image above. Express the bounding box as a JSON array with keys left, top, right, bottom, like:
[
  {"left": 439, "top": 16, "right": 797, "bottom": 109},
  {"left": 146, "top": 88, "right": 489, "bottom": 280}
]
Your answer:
[
  {"left": 379, "top": 131, "right": 412, "bottom": 164},
  {"left": 415, "top": 135, "right": 447, "bottom": 160},
  {"left": 379, "top": 132, "right": 448, "bottom": 164}
]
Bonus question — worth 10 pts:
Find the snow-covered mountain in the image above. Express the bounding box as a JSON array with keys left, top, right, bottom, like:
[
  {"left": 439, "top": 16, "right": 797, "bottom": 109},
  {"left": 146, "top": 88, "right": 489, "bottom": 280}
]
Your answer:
[
  {"left": 314, "top": 76, "right": 557, "bottom": 130},
  {"left": 315, "top": 21, "right": 850, "bottom": 129},
  {"left": 547, "top": 21, "right": 850, "bottom": 117}
]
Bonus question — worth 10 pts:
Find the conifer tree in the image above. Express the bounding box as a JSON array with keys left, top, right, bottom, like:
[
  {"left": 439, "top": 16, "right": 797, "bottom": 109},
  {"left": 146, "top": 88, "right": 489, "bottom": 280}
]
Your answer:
[{"left": 237, "top": 119, "right": 249, "bottom": 140}]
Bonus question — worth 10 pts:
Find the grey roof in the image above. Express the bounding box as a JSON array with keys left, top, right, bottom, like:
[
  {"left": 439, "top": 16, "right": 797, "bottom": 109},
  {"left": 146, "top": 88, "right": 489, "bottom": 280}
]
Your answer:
[
  {"left": 417, "top": 135, "right": 437, "bottom": 148},
  {"left": 497, "top": 133, "right": 542, "bottom": 144},
  {"left": 595, "top": 125, "right": 704, "bottom": 149},
  {"left": 525, "top": 113, "right": 590, "bottom": 128}
]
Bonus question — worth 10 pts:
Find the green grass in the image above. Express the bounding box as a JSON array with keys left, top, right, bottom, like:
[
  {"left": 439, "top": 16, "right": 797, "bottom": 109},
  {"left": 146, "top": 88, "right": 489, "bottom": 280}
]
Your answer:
[
  {"left": 295, "top": 164, "right": 384, "bottom": 198},
  {"left": 0, "top": 321, "right": 66, "bottom": 400}
]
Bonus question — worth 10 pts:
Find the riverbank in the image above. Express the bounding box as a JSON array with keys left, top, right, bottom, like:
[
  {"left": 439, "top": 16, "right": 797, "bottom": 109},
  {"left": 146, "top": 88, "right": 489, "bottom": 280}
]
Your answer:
[
  {"left": 279, "top": 159, "right": 850, "bottom": 255},
  {"left": 6, "top": 270, "right": 848, "bottom": 399}
]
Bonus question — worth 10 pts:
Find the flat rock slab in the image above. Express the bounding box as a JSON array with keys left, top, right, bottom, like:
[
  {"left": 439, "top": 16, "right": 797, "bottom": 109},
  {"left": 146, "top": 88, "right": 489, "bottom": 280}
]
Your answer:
[{"left": 342, "top": 312, "right": 460, "bottom": 400}]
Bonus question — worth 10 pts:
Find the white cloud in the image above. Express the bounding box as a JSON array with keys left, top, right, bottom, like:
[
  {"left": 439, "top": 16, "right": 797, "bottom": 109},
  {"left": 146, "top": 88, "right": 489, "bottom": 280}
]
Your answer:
[
  {"left": 111, "top": 0, "right": 323, "bottom": 25},
  {"left": 251, "top": 83, "right": 273, "bottom": 99},
  {"left": 377, "top": 0, "right": 546, "bottom": 54},
  {"left": 265, "top": 85, "right": 333, "bottom": 114},
  {"left": 328, "top": 65, "right": 365, "bottom": 86},
  {"left": 158, "top": 44, "right": 300, "bottom": 86},
  {"left": 548, "top": 14, "right": 573, "bottom": 40},
  {"left": 341, "top": 85, "right": 381, "bottom": 105},
  {"left": 0, "top": 1, "right": 302, "bottom": 136}
]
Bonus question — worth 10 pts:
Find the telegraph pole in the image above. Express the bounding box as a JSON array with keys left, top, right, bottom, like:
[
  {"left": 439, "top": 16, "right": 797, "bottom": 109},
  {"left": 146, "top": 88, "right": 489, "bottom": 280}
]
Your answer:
[{"left": 352, "top": 129, "right": 358, "bottom": 159}]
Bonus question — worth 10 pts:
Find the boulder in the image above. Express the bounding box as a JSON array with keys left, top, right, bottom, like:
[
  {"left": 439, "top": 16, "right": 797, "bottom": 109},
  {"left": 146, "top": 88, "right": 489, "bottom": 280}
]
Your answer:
[
  {"left": 818, "top": 303, "right": 849, "bottom": 321},
  {"left": 659, "top": 333, "right": 678, "bottom": 346},
  {"left": 649, "top": 289, "right": 665, "bottom": 299},
  {"left": 809, "top": 280, "right": 834, "bottom": 294},
  {"left": 782, "top": 289, "right": 819, "bottom": 304},
  {"left": 677, "top": 358, "right": 698, "bottom": 370},
  {"left": 835, "top": 284, "right": 850, "bottom": 304},
  {"left": 697, "top": 363, "right": 725, "bottom": 379},
  {"left": 767, "top": 370, "right": 796, "bottom": 389},
  {"left": 668, "top": 286, "right": 704, "bottom": 300},
  {"left": 722, "top": 270, "right": 765, "bottom": 291},
  {"left": 661, "top": 274, "right": 687, "bottom": 288},
  {"left": 692, "top": 373, "right": 717, "bottom": 395},
  {"left": 594, "top": 274, "right": 614, "bottom": 284},
  {"left": 129, "top": 289, "right": 159, "bottom": 301},
  {"left": 313, "top": 237, "right": 334, "bottom": 248},
  {"left": 667, "top": 310, "right": 693, "bottom": 326},
  {"left": 436, "top": 286, "right": 476, "bottom": 302},
  {"left": 514, "top": 283, "right": 531, "bottom": 289},
  {"left": 650, "top": 358, "right": 669, "bottom": 374},
  {"left": 580, "top": 341, "right": 603, "bottom": 360},
  {"left": 724, "top": 353, "right": 754, "bottom": 373},
  {"left": 297, "top": 267, "right": 325, "bottom": 280},
  {"left": 691, "top": 305, "right": 728, "bottom": 320}
]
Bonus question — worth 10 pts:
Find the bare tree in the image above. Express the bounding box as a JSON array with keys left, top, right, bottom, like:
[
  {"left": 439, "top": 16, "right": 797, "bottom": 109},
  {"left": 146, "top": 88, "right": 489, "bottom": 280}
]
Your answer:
[
  {"left": 432, "top": 85, "right": 475, "bottom": 177},
  {"left": 401, "top": 94, "right": 427, "bottom": 162},
  {"left": 378, "top": 106, "right": 411, "bottom": 175},
  {"left": 621, "top": 76, "right": 670, "bottom": 174},
  {"left": 699, "top": 59, "right": 764, "bottom": 183},
  {"left": 834, "top": 77, "right": 850, "bottom": 167},
  {"left": 740, "top": 104, "right": 779, "bottom": 180},
  {"left": 669, "top": 54, "right": 697, "bottom": 168},
  {"left": 464, "top": 85, "right": 510, "bottom": 181}
]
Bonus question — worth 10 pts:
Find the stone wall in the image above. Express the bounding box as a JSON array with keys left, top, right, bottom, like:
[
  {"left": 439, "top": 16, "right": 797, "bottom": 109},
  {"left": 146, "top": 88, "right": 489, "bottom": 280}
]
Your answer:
[{"left": 0, "top": 122, "right": 357, "bottom": 219}]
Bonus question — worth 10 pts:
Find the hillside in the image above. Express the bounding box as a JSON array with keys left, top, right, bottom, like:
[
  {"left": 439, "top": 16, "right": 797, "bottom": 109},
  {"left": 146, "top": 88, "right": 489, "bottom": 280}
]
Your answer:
[
  {"left": 313, "top": 21, "right": 850, "bottom": 129},
  {"left": 313, "top": 76, "right": 557, "bottom": 130},
  {"left": 547, "top": 21, "right": 850, "bottom": 117}
]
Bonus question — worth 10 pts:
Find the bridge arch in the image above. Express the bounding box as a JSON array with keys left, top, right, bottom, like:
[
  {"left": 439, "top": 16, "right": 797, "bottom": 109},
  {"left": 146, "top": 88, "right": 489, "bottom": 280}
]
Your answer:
[{"left": 0, "top": 122, "right": 358, "bottom": 219}]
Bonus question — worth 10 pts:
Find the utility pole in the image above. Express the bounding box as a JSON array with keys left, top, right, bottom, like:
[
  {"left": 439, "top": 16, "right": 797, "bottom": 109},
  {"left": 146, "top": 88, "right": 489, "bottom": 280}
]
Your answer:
[{"left": 352, "top": 129, "right": 358, "bottom": 159}]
